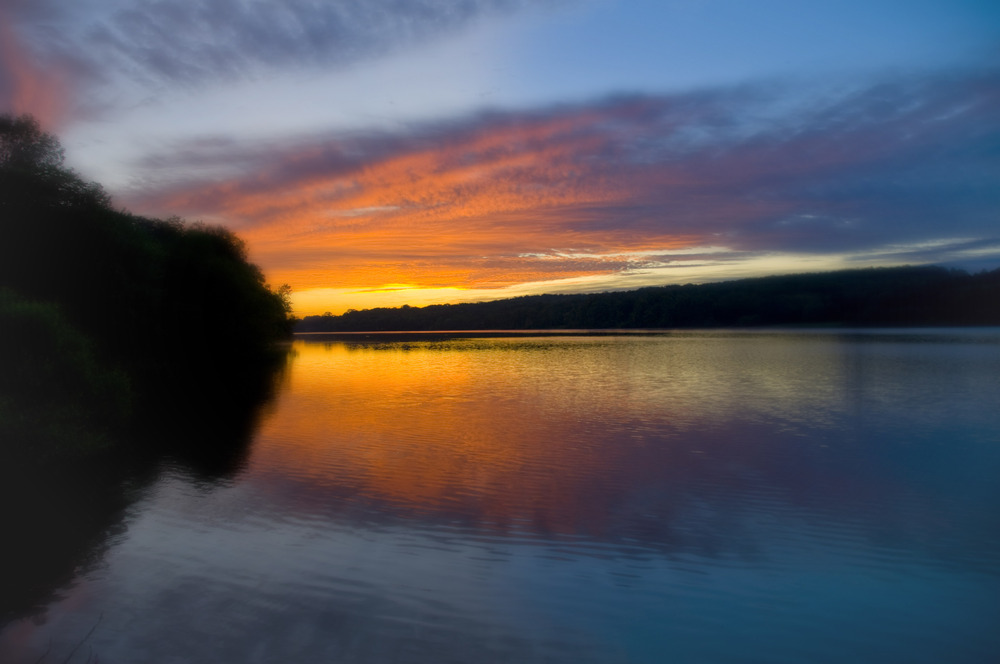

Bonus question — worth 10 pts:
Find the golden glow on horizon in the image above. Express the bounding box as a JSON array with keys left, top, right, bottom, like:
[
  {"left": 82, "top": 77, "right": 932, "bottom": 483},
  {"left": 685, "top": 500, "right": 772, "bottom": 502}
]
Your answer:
[{"left": 286, "top": 250, "right": 871, "bottom": 315}]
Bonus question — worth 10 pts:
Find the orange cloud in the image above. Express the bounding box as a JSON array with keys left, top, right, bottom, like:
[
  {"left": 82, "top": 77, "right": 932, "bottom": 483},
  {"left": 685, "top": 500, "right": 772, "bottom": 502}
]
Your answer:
[
  {"left": 120, "top": 75, "right": 1000, "bottom": 314},
  {"left": 126, "top": 106, "right": 733, "bottom": 301}
]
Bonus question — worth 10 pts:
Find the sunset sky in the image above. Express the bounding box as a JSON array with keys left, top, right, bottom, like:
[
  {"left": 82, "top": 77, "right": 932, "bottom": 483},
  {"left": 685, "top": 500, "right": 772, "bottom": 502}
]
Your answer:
[{"left": 2, "top": 0, "right": 998, "bottom": 315}]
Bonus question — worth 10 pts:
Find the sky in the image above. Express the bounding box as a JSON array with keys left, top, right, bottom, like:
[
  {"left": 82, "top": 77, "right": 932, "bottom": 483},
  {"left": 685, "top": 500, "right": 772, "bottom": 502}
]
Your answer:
[{"left": 2, "top": 0, "right": 999, "bottom": 315}]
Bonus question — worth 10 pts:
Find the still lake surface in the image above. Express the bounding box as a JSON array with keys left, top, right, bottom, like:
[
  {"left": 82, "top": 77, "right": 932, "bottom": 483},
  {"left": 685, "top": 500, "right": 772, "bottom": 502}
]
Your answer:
[{"left": 3, "top": 329, "right": 1000, "bottom": 663}]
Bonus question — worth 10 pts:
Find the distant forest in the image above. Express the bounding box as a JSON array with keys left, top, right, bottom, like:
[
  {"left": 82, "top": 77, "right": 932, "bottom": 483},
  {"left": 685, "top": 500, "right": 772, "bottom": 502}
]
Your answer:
[
  {"left": 1, "top": 114, "right": 295, "bottom": 463},
  {"left": 298, "top": 266, "right": 1000, "bottom": 333}
]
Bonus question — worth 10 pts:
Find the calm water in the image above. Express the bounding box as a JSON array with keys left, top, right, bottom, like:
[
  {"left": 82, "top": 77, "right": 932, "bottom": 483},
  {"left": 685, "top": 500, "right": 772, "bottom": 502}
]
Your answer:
[{"left": 3, "top": 330, "right": 1000, "bottom": 663}]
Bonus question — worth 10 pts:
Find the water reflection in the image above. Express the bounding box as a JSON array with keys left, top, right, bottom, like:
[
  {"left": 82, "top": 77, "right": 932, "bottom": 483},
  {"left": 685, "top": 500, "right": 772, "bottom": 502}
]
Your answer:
[
  {"left": 0, "top": 460, "right": 144, "bottom": 624},
  {"left": 0, "top": 347, "right": 289, "bottom": 625},
  {"left": 248, "top": 334, "right": 1000, "bottom": 564},
  {"left": 2, "top": 332, "right": 999, "bottom": 663}
]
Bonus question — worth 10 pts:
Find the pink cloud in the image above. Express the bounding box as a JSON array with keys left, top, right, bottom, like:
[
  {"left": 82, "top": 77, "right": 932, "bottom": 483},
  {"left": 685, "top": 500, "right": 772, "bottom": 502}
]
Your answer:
[{"left": 0, "top": 12, "right": 72, "bottom": 128}]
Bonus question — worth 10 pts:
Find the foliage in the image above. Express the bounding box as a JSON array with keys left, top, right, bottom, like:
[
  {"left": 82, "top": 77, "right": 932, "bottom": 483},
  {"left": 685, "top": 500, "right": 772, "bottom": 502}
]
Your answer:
[
  {"left": 0, "top": 115, "right": 110, "bottom": 210},
  {"left": 0, "top": 114, "right": 295, "bottom": 463},
  {"left": 0, "top": 290, "right": 131, "bottom": 463},
  {"left": 298, "top": 266, "right": 1000, "bottom": 332}
]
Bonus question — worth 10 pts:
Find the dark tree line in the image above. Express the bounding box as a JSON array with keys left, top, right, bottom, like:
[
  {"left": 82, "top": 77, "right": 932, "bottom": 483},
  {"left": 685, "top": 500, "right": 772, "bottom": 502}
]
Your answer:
[
  {"left": 298, "top": 266, "right": 1000, "bottom": 333},
  {"left": 0, "top": 114, "right": 295, "bottom": 463}
]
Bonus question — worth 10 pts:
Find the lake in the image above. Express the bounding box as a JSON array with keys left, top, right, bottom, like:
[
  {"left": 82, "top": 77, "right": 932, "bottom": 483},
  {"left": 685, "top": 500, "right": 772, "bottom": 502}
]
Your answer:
[{"left": 2, "top": 329, "right": 999, "bottom": 663}]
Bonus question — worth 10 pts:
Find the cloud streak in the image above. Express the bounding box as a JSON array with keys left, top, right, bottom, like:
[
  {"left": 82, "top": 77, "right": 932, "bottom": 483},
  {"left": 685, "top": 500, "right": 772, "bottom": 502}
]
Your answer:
[
  {"left": 3, "top": 0, "right": 560, "bottom": 97},
  {"left": 99, "top": 0, "right": 549, "bottom": 83},
  {"left": 115, "top": 69, "right": 1000, "bottom": 311}
]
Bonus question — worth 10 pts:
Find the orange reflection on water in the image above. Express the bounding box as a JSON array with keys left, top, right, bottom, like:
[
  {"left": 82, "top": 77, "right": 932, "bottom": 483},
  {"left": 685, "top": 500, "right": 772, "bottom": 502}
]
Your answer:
[
  {"left": 248, "top": 338, "right": 705, "bottom": 539},
  {"left": 245, "top": 334, "right": 953, "bottom": 547}
]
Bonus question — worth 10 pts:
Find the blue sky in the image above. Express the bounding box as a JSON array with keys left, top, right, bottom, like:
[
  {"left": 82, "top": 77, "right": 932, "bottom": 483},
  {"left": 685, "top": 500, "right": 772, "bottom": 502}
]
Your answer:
[{"left": 2, "top": 0, "right": 998, "bottom": 313}]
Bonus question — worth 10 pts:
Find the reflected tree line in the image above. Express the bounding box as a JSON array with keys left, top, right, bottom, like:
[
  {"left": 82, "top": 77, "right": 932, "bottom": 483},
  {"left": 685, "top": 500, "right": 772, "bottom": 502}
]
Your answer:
[
  {"left": 299, "top": 265, "right": 1000, "bottom": 332},
  {"left": 0, "top": 114, "right": 294, "bottom": 623}
]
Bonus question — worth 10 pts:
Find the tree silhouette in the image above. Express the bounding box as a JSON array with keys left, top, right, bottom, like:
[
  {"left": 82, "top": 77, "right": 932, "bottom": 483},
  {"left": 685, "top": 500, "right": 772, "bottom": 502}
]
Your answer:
[
  {"left": 298, "top": 266, "right": 1000, "bottom": 332},
  {"left": 1, "top": 113, "right": 295, "bottom": 463}
]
